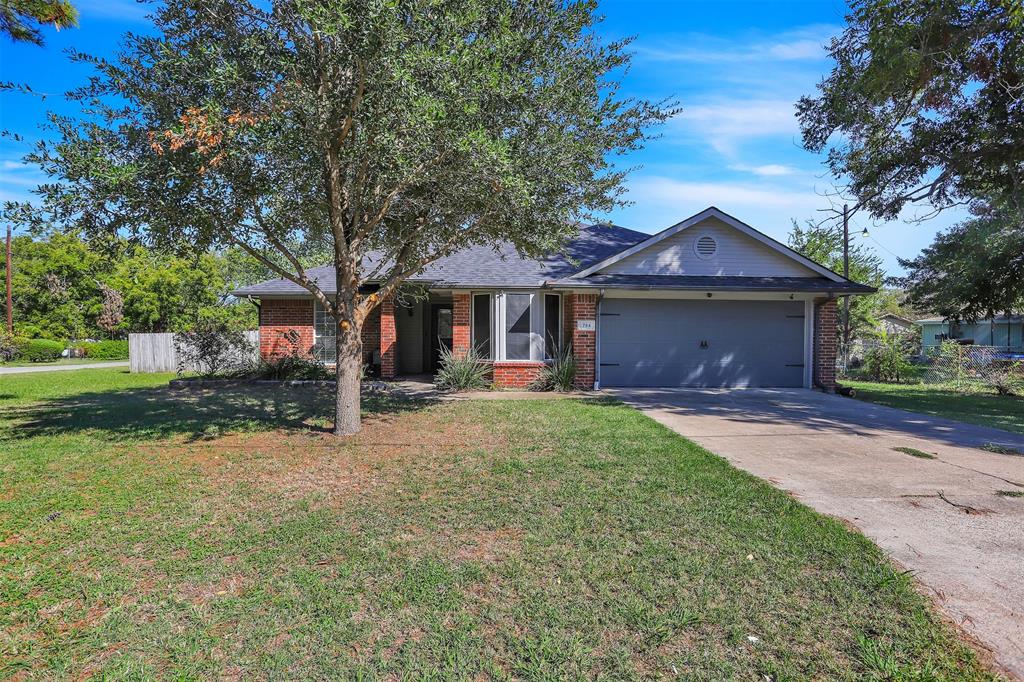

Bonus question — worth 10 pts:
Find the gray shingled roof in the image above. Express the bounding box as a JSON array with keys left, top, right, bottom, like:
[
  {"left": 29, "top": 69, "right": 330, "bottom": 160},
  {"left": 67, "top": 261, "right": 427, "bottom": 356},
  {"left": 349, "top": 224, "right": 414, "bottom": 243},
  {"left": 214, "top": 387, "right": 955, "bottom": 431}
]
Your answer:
[
  {"left": 233, "top": 222, "right": 873, "bottom": 296},
  {"left": 233, "top": 223, "right": 649, "bottom": 296}
]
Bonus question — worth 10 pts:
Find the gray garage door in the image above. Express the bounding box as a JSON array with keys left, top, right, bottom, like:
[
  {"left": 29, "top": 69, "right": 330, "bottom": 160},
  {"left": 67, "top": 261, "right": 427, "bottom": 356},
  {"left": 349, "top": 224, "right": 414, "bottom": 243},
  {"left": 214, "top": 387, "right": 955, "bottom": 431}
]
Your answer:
[{"left": 599, "top": 299, "right": 806, "bottom": 387}]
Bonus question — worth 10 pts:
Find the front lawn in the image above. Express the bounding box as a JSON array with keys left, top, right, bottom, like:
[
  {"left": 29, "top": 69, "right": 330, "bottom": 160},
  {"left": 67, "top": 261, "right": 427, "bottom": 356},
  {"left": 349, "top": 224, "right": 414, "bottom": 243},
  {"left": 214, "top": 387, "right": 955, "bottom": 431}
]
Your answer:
[
  {"left": 844, "top": 380, "right": 1024, "bottom": 435},
  {"left": 1, "top": 370, "right": 995, "bottom": 679}
]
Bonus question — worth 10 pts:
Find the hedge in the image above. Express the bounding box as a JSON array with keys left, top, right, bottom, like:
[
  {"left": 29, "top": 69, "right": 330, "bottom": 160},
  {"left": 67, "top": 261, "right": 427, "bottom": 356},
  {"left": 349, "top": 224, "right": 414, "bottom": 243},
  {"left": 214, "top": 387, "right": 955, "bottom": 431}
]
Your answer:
[
  {"left": 80, "top": 340, "right": 129, "bottom": 360},
  {"left": 15, "top": 338, "right": 66, "bottom": 362}
]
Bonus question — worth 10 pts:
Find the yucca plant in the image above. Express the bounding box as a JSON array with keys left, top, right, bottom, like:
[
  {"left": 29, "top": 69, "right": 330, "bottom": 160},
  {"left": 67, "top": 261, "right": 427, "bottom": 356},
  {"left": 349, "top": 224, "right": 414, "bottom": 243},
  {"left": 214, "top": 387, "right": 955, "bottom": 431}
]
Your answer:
[
  {"left": 532, "top": 343, "right": 577, "bottom": 392},
  {"left": 434, "top": 345, "right": 491, "bottom": 391}
]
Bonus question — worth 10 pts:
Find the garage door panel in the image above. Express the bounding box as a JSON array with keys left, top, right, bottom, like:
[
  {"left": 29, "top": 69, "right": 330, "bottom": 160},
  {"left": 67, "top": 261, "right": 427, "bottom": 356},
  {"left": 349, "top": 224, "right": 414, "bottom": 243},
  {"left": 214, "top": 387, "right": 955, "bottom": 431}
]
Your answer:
[{"left": 599, "top": 299, "right": 805, "bottom": 387}]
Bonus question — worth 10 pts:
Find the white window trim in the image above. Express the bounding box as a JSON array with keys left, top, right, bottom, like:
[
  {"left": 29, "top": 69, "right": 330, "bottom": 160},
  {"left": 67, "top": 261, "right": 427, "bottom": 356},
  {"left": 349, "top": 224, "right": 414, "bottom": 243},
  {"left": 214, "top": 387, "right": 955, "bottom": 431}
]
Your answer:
[{"left": 477, "top": 291, "right": 561, "bottom": 362}]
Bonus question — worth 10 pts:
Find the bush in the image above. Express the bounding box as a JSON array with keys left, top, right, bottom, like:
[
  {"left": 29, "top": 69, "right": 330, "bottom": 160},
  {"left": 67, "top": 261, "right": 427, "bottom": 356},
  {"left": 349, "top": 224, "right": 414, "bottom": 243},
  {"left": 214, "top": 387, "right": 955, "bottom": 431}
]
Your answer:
[
  {"left": 863, "top": 331, "right": 913, "bottom": 383},
  {"left": 15, "top": 338, "right": 66, "bottom": 363},
  {"left": 256, "top": 352, "right": 334, "bottom": 381},
  {"left": 0, "top": 331, "right": 16, "bottom": 362},
  {"left": 174, "top": 322, "right": 256, "bottom": 377},
  {"left": 532, "top": 344, "right": 577, "bottom": 392},
  {"left": 434, "top": 346, "right": 490, "bottom": 391},
  {"left": 989, "top": 361, "right": 1023, "bottom": 397},
  {"left": 80, "top": 340, "right": 129, "bottom": 360}
]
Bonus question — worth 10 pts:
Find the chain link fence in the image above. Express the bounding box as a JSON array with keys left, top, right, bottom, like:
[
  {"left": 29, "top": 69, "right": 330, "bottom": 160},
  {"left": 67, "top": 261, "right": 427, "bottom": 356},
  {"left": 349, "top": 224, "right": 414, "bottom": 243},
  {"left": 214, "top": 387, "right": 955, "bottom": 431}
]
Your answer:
[{"left": 841, "top": 337, "right": 1024, "bottom": 394}]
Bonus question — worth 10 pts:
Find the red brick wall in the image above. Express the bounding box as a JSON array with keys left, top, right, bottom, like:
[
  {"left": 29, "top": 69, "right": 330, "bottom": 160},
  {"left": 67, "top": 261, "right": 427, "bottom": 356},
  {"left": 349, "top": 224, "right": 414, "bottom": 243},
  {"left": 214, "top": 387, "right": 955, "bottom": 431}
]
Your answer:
[
  {"left": 259, "top": 299, "right": 314, "bottom": 358},
  {"left": 492, "top": 361, "right": 544, "bottom": 388},
  {"left": 570, "top": 293, "right": 597, "bottom": 390},
  {"left": 258, "top": 298, "right": 382, "bottom": 365},
  {"left": 453, "top": 293, "right": 471, "bottom": 357},
  {"left": 814, "top": 299, "right": 838, "bottom": 391},
  {"left": 379, "top": 296, "right": 396, "bottom": 379}
]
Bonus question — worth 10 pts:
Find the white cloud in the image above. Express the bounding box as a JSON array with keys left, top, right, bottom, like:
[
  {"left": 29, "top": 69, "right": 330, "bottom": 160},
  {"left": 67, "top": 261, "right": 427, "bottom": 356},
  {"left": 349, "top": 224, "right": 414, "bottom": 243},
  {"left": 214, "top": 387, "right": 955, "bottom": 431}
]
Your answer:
[
  {"left": 670, "top": 99, "right": 799, "bottom": 156},
  {"left": 627, "top": 177, "right": 809, "bottom": 210},
  {"left": 728, "top": 163, "right": 799, "bottom": 177},
  {"left": 634, "top": 25, "right": 837, "bottom": 64}
]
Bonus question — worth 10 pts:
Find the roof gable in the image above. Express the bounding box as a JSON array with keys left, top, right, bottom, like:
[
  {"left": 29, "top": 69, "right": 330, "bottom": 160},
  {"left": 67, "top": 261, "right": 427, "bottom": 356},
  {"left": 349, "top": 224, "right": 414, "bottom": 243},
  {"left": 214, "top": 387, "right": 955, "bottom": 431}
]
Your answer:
[{"left": 571, "top": 207, "right": 847, "bottom": 282}]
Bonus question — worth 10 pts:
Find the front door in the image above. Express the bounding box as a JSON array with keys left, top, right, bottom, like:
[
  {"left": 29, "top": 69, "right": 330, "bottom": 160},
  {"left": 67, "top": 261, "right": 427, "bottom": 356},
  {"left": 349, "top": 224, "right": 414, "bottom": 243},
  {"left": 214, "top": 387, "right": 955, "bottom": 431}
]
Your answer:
[{"left": 430, "top": 304, "right": 454, "bottom": 372}]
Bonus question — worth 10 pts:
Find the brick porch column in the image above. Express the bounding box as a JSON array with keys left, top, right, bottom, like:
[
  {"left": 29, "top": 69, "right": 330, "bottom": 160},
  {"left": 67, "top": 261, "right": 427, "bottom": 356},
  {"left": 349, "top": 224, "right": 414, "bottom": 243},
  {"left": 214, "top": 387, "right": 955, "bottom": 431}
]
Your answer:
[
  {"left": 570, "top": 293, "right": 597, "bottom": 390},
  {"left": 814, "top": 298, "right": 838, "bottom": 392},
  {"left": 379, "top": 295, "right": 397, "bottom": 379},
  {"left": 452, "top": 293, "right": 471, "bottom": 357}
]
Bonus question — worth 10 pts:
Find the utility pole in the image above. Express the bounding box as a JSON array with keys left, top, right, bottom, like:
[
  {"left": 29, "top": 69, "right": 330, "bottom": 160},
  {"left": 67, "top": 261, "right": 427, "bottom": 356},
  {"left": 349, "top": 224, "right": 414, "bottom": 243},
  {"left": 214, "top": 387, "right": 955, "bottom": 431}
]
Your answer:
[
  {"left": 842, "top": 204, "right": 850, "bottom": 370},
  {"left": 5, "top": 225, "right": 12, "bottom": 335}
]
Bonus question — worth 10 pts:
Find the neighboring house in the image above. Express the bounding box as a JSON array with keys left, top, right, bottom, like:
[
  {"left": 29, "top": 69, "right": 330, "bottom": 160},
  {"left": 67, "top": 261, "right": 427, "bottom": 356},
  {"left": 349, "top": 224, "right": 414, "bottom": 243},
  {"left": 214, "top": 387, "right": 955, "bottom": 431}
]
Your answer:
[
  {"left": 878, "top": 313, "right": 914, "bottom": 336},
  {"left": 918, "top": 314, "right": 1024, "bottom": 351},
  {"left": 848, "top": 313, "right": 916, "bottom": 363},
  {"left": 234, "top": 206, "right": 873, "bottom": 390}
]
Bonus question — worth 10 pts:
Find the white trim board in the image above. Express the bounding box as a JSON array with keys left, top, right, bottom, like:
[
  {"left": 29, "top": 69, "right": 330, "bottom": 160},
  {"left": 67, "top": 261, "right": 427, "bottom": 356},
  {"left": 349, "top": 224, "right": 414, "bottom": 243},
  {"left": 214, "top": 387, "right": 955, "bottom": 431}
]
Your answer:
[{"left": 570, "top": 206, "right": 848, "bottom": 283}]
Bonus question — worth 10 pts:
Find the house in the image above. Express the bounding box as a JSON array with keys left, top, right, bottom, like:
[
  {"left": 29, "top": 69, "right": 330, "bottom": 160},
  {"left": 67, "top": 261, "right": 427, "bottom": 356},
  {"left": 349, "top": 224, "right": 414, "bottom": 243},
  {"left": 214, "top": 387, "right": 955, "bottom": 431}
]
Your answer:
[
  {"left": 917, "top": 314, "right": 1024, "bottom": 351},
  {"left": 234, "top": 207, "right": 874, "bottom": 390},
  {"left": 878, "top": 313, "right": 914, "bottom": 336}
]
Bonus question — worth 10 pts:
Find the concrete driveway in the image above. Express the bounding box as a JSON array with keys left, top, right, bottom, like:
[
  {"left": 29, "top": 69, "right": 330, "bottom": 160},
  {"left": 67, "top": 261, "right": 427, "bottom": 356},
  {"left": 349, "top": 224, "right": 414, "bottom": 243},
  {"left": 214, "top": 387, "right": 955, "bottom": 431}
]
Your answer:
[{"left": 609, "top": 387, "right": 1024, "bottom": 679}]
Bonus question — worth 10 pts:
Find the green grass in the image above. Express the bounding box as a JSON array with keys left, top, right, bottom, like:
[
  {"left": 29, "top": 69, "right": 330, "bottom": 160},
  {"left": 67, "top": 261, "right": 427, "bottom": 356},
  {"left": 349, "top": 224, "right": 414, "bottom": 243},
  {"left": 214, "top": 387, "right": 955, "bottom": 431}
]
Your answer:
[
  {"left": 845, "top": 380, "right": 1024, "bottom": 435},
  {"left": 0, "top": 369, "right": 996, "bottom": 679},
  {"left": 996, "top": 490, "right": 1024, "bottom": 498},
  {"left": 0, "top": 358, "right": 126, "bottom": 368},
  {"left": 980, "top": 443, "right": 1023, "bottom": 456},
  {"left": 892, "top": 446, "right": 937, "bottom": 460}
]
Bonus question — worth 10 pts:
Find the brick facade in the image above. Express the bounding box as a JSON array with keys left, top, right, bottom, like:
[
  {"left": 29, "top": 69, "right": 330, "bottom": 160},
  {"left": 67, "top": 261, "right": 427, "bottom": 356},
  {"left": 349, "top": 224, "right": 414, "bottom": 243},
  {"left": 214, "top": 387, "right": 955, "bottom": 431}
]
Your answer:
[
  {"left": 452, "top": 293, "right": 471, "bottom": 357},
  {"left": 569, "top": 293, "right": 597, "bottom": 390},
  {"left": 259, "top": 299, "right": 315, "bottom": 358},
  {"left": 379, "top": 296, "right": 397, "bottom": 379},
  {"left": 258, "top": 298, "right": 383, "bottom": 369},
  {"left": 492, "top": 361, "right": 545, "bottom": 388},
  {"left": 813, "top": 298, "right": 838, "bottom": 392}
]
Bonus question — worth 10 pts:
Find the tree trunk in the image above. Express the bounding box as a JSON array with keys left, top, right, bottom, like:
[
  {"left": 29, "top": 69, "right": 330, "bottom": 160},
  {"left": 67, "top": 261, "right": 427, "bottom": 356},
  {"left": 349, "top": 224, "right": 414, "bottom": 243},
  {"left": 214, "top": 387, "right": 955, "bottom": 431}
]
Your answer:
[{"left": 334, "top": 316, "right": 363, "bottom": 436}]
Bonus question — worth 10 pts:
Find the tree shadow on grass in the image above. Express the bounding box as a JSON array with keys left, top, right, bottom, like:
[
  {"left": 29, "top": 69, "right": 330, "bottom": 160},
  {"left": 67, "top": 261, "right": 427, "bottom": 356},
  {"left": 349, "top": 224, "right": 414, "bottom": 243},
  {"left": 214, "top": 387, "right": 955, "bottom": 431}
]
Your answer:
[{"left": 3, "top": 383, "right": 430, "bottom": 442}]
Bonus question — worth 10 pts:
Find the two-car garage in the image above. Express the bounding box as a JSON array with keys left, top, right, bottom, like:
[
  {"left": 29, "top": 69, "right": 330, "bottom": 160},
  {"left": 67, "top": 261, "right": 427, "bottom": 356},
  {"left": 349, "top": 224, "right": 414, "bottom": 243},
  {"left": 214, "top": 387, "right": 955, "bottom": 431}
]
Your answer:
[{"left": 597, "top": 298, "right": 808, "bottom": 388}]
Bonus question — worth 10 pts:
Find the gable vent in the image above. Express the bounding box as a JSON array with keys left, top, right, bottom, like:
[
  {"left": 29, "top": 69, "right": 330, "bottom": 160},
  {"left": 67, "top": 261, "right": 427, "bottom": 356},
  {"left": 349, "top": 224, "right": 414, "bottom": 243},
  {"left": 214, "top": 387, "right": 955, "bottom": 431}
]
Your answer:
[{"left": 694, "top": 234, "right": 717, "bottom": 259}]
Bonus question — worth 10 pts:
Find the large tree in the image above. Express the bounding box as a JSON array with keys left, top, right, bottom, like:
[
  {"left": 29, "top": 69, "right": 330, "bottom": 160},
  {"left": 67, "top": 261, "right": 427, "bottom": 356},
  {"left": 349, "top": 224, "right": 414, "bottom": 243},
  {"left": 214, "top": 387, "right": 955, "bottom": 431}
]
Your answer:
[
  {"left": 1, "top": 0, "right": 77, "bottom": 45},
  {"left": 798, "top": 0, "right": 1024, "bottom": 220},
  {"left": 22, "top": 0, "right": 669, "bottom": 434},
  {"left": 897, "top": 200, "right": 1024, "bottom": 322}
]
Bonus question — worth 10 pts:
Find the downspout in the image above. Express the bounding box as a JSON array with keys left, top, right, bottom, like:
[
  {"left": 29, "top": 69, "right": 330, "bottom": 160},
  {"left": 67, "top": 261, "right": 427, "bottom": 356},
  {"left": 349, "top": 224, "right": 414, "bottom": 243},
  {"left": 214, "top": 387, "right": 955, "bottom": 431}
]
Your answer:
[{"left": 594, "top": 288, "right": 605, "bottom": 390}]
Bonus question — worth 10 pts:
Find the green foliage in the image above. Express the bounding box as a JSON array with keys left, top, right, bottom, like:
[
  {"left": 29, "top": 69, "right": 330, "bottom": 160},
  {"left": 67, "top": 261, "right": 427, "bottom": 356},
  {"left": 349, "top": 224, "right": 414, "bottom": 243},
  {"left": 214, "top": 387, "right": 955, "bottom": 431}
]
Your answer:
[
  {"left": 1, "top": 233, "right": 257, "bottom": 339},
  {"left": 0, "top": 0, "right": 77, "bottom": 45},
  {"left": 897, "top": 202, "right": 1024, "bottom": 323},
  {"left": 256, "top": 353, "right": 333, "bottom": 381},
  {"left": 532, "top": 344, "right": 577, "bottom": 392},
  {"left": 16, "top": 0, "right": 673, "bottom": 432},
  {"left": 434, "top": 346, "right": 490, "bottom": 392},
  {"left": 0, "top": 330, "right": 16, "bottom": 362},
  {"left": 989, "top": 362, "right": 1023, "bottom": 398},
  {"left": 79, "top": 340, "right": 128, "bottom": 360},
  {"left": 14, "top": 337, "right": 65, "bottom": 362},
  {"left": 863, "top": 331, "right": 914, "bottom": 383},
  {"left": 799, "top": 0, "right": 1023, "bottom": 220},
  {"left": 174, "top": 321, "right": 256, "bottom": 378}
]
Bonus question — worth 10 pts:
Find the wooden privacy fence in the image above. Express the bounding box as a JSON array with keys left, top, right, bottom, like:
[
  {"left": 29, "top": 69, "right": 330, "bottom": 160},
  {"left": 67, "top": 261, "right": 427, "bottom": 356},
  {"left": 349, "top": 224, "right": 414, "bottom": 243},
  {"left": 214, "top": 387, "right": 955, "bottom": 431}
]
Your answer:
[{"left": 129, "top": 331, "right": 259, "bottom": 373}]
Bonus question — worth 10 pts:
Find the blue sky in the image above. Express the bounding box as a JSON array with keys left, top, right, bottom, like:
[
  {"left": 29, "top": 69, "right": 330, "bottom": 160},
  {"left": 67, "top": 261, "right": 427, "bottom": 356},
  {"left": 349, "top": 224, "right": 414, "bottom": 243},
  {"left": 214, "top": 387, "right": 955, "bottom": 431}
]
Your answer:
[{"left": 0, "top": 0, "right": 960, "bottom": 275}]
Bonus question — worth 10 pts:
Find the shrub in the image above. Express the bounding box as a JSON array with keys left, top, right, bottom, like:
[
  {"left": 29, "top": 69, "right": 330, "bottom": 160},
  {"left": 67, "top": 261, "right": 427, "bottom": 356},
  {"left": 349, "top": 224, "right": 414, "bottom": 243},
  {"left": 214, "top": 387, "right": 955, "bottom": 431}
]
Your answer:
[
  {"left": 80, "top": 340, "right": 129, "bottom": 360},
  {"left": 0, "top": 331, "right": 16, "bottom": 362},
  {"left": 256, "top": 352, "right": 333, "bottom": 381},
  {"left": 434, "top": 346, "right": 490, "bottom": 391},
  {"left": 863, "top": 331, "right": 913, "bottom": 383},
  {"left": 174, "top": 322, "right": 256, "bottom": 377},
  {"left": 989, "top": 361, "right": 1023, "bottom": 397},
  {"left": 532, "top": 344, "right": 577, "bottom": 392},
  {"left": 15, "top": 338, "right": 66, "bottom": 362}
]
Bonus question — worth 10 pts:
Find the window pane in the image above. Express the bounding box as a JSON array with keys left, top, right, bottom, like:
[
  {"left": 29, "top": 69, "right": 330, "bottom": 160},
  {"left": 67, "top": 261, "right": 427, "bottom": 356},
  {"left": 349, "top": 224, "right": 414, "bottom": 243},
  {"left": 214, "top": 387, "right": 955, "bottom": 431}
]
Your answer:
[
  {"left": 473, "top": 294, "right": 492, "bottom": 359},
  {"left": 544, "top": 294, "right": 560, "bottom": 359},
  {"left": 314, "top": 303, "right": 336, "bottom": 363},
  {"left": 505, "top": 293, "right": 531, "bottom": 360}
]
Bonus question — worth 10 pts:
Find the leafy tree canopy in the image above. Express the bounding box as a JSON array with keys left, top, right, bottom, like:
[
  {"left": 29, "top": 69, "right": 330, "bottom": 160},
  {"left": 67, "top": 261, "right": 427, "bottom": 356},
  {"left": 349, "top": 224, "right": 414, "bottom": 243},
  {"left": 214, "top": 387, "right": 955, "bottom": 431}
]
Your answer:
[
  {"left": 1, "top": 233, "right": 256, "bottom": 339},
  {"left": 798, "top": 0, "right": 1024, "bottom": 220},
  {"left": 1, "top": 0, "right": 77, "bottom": 45},
  {"left": 15, "top": 0, "right": 671, "bottom": 433},
  {"left": 788, "top": 219, "right": 887, "bottom": 341},
  {"left": 896, "top": 200, "right": 1024, "bottom": 322}
]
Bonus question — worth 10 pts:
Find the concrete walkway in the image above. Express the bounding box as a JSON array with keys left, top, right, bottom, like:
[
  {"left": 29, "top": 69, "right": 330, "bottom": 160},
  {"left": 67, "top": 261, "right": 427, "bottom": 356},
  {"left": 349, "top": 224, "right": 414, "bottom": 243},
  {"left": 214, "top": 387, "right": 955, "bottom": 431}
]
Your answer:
[
  {"left": 609, "top": 387, "right": 1024, "bottom": 679},
  {"left": 0, "top": 361, "right": 128, "bottom": 375}
]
